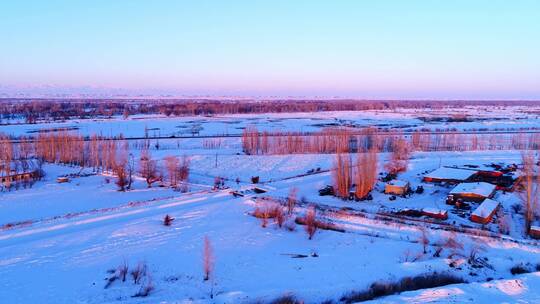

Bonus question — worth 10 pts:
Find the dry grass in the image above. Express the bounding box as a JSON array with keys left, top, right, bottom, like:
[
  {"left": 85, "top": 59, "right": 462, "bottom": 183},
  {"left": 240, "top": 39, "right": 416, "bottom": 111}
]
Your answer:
[{"left": 340, "top": 272, "right": 464, "bottom": 303}]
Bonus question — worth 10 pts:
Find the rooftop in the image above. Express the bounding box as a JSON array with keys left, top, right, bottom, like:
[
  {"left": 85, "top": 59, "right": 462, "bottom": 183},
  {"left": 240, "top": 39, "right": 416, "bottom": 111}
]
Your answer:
[
  {"left": 387, "top": 179, "right": 409, "bottom": 187},
  {"left": 472, "top": 198, "right": 499, "bottom": 218},
  {"left": 424, "top": 167, "right": 476, "bottom": 181},
  {"left": 450, "top": 182, "right": 496, "bottom": 198}
]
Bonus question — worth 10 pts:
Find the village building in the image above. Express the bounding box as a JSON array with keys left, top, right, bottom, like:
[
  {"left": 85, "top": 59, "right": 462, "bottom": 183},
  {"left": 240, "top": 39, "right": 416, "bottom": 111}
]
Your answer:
[
  {"left": 56, "top": 177, "right": 69, "bottom": 183},
  {"left": 437, "top": 165, "right": 518, "bottom": 190},
  {"left": 422, "top": 208, "right": 448, "bottom": 220},
  {"left": 449, "top": 165, "right": 503, "bottom": 177},
  {"left": 449, "top": 182, "right": 496, "bottom": 202},
  {"left": 530, "top": 226, "right": 540, "bottom": 239},
  {"left": 0, "top": 160, "right": 41, "bottom": 186},
  {"left": 385, "top": 180, "right": 409, "bottom": 195},
  {"left": 470, "top": 198, "right": 500, "bottom": 224},
  {"left": 423, "top": 167, "right": 477, "bottom": 184}
]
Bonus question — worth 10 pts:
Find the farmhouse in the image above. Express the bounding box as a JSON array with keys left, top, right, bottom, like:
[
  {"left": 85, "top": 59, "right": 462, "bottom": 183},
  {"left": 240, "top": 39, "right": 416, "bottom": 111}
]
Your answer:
[
  {"left": 449, "top": 182, "right": 496, "bottom": 202},
  {"left": 0, "top": 160, "right": 40, "bottom": 186},
  {"left": 384, "top": 180, "right": 409, "bottom": 195},
  {"left": 423, "top": 167, "right": 476, "bottom": 184},
  {"left": 470, "top": 199, "right": 499, "bottom": 224}
]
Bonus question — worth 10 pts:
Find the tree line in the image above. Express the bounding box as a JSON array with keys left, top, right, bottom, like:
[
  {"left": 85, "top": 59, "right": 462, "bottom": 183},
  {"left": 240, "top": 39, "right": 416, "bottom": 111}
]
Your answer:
[
  {"left": 0, "top": 132, "right": 190, "bottom": 192},
  {"left": 1, "top": 99, "right": 538, "bottom": 124},
  {"left": 241, "top": 126, "right": 540, "bottom": 155}
]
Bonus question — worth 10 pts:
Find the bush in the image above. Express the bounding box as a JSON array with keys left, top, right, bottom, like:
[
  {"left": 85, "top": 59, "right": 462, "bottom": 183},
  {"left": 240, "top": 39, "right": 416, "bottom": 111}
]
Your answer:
[
  {"left": 304, "top": 206, "right": 317, "bottom": 240},
  {"left": 510, "top": 264, "right": 530, "bottom": 275},
  {"left": 132, "top": 277, "right": 154, "bottom": 298},
  {"left": 118, "top": 260, "right": 128, "bottom": 282},
  {"left": 269, "top": 294, "right": 302, "bottom": 304},
  {"left": 275, "top": 207, "right": 285, "bottom": 228},
  {"left": 252, "top": 202, "right": 283, "bottom": 228},
  {"left": 104, "top": 261, "right": 128, "bottom": 288},
  {"left": 163, "top": 214, "right": 174, "bottom": 226},
  {"left": 295, "top": 217, "right": 345, "bottom": 233},
  {"left": 340, "top": 272, "right": 464, "bottom": 303},
  {"left": 131, "top": 262, "right": 147, "bottom": 284}
]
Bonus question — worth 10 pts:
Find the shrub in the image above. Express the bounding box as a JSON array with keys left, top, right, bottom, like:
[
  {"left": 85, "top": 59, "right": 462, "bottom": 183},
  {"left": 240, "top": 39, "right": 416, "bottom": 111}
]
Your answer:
[
  {"left": 118, "top": 260, "right": 128, "bottom": 282},
  {"left": 163, "top": 214, "right": 174, "bottom": 226},
  {"left": 131, "top": 262, "right": 147, "bottom": 284},
  {"left": 287, "top": 187, "right": 298, "bottom": 215},
  {"left": 105, "top": 260, "right": 128, "bottom": 288},
  {"left": 269, "top": 294, "right": 303, "bottom": 304},
  {"left": 510, "top": 264, "right": 530, "bottom": 275},
  {"left": 203, "top": 236, "right": 214, "bottom": 281},
  {"left": 252, "top": 201, "right": 282, "bottom": 228},
  {"left": 295, "top": 217, "right": 345, "bottom": 233},
  {"left": 304, "top": 206, "right": 317, "bottom": 240},
  {"left": 340, "top": 272, "right": 464, "bottom": 303},
  {"left": 104, "top": 274, "right": 118, "bottom": 289},
  {"left": 132, "top": 277, "right": 154, "bottom": 298},
  {"left": 275, "top": 207, "right": 285, "bottom": 228}
]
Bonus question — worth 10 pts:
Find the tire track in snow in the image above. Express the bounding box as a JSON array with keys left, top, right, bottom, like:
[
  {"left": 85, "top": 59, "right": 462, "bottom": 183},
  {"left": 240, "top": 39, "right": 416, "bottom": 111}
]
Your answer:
[{"left": 0, "top": 193, "right": 225, "bottom": 244}]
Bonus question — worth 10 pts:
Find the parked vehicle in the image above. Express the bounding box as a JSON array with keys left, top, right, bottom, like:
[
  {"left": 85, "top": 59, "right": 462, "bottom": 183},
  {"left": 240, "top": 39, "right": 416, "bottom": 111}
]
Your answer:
[{"left": 319, "top": 185, "right": 334, "bottom": 196}]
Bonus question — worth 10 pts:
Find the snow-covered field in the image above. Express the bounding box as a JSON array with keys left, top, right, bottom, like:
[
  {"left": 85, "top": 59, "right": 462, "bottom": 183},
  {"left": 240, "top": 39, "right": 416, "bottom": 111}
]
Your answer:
[
  {"left": 2, "top": 106, "right": 540, "bottom": 138},
  {"left": 1, "top": 107, "right": 540, "bottom": 303}
]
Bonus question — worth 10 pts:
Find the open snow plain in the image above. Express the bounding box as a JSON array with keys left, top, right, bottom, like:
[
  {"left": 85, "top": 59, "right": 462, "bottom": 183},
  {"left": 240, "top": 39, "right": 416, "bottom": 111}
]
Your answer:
[{"left": 1, "top": 106, "right": 540, "bottom": 303}]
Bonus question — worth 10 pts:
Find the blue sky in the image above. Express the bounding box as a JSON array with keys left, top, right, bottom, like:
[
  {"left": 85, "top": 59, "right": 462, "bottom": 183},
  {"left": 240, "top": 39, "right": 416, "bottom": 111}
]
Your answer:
[{"left": 1, "top": 0, "right": 539, "bottom": 99}]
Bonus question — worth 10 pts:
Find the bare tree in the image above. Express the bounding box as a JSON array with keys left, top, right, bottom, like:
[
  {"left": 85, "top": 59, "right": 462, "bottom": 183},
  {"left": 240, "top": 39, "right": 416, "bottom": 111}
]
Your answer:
[
  {"left": 304, "top": 206, "right": 318, "bottom": 240},
  {"left": 385, "top": 135, "right": 411, "bottom": 174},
  {"left": 333, "top": 152, "right": 352, "bottom": 199},
  {"left": 203, "top": 236, "right": 214, "bottom": 281},
  {"left": 178, "top": 155, "right": 190, "bottom": 192},
  {"left": 519, "top": 151, "right": 537, "bottom": 234},
  {"left": 114, "top": 161, "right": 128, "bottom": 192},
  {"left": 139, "top": 148, "right": 158, "bottom": 188},
  {"left": 418, "top": 226, "right": 430, "bottom": 254},
  {"left": 355, "top": 148, "right": 378, "bottom": 199},
  {"left": 287, "top": 187, "right": 298, "bottom": 215},
  {"left": 164, "top": 155, "right": 179, "bottom": 187},
  {"left": 497, "top": 211, "right": 511, "bottom": 235},
  {"left": 274, "top": 206, "right": 285, "bottom": 228}
]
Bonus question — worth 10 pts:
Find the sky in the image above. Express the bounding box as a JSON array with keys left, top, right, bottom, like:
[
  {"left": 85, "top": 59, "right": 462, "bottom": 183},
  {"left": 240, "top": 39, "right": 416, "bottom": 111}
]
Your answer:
[{"left": 1, "top": 0, "right": 539, "bottom": 99}]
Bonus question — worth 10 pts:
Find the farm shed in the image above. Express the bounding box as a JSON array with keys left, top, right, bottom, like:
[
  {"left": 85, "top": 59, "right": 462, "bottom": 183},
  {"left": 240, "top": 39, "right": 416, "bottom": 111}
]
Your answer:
[
  {"left": 0, "top": 160, "right": 40, "bottom": 186},
  {"left": 422, "top": 208, "right": 448, "bottom": 220},
  {"left": 530, "top": 226, "right": 540, "bottom": 239},
  {"left": 450, "top": 165, "right": 503, "bottom": 177},
  {"left": 470, "top": 199, "right": 499, "bottom": 224},
  {"left": 384, "top": 180, "right": 409, "bottom": 195},
  {"left": 56, "top": 177, "right": 69, "bottom": 183},
  {"left": 423, "top": 167, "right": 476, "bottom": 184},
  {"left": 449, "top": 182, "right": 496, "bottom": 202}
]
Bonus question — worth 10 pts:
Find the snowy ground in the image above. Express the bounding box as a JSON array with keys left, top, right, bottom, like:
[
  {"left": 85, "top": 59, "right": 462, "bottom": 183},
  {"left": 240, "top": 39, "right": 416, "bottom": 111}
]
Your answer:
[
  {"left": 1, "top": 180, "right": 539, "bottom": 303},
  {"left": 1, "top": 108, "right": 540, "bottom": 303},
  {"left": 2, "top": 106, "right": 540, "bottom": 138}
]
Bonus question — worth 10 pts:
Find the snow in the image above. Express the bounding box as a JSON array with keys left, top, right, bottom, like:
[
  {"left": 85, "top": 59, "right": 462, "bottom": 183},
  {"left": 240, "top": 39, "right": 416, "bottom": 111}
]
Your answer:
[
  {"left": 364, "top": 273, "right": 540, "bottom": 303},
  {"left": 1, "top": 108, "right": 540, "bottom": 303},
  {"left": 424, "top": 167, "right": 476, "bottom": 181},
  {"left": 450, "top": 182, "right": 497, "bottom": 198}
]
